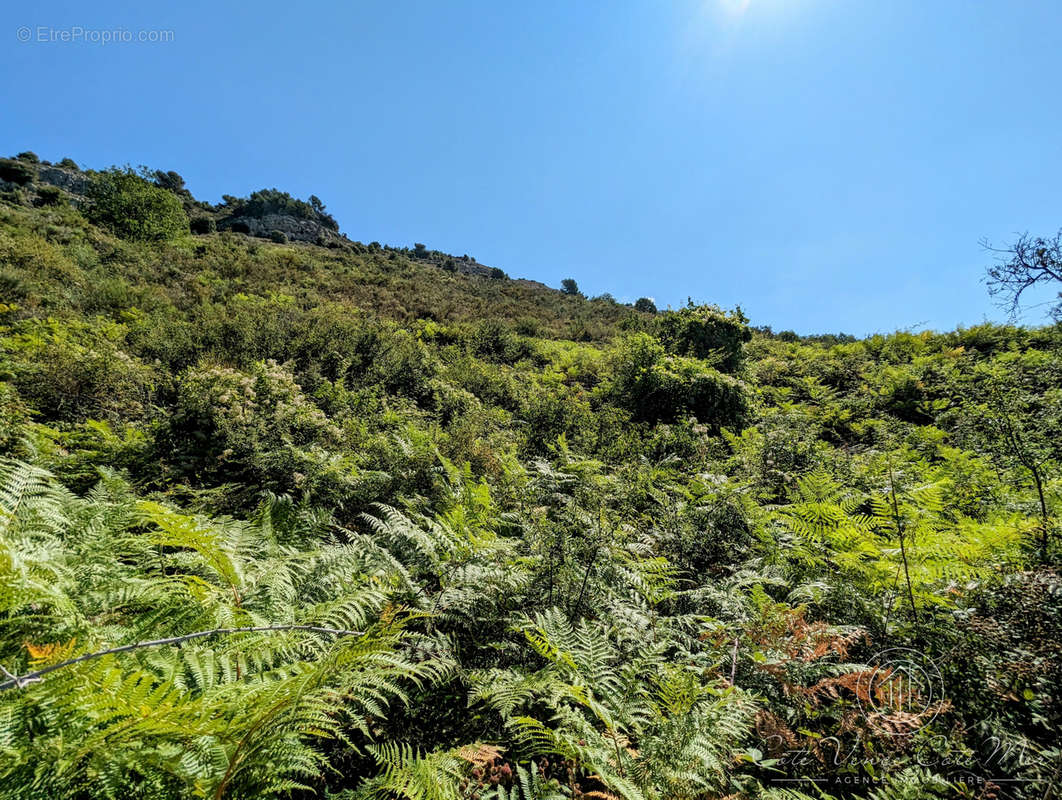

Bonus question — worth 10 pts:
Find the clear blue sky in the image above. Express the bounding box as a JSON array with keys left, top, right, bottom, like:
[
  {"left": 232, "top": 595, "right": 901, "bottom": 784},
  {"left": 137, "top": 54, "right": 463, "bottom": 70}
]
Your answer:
[{"left": 4, "top": 0, "right": 1061, "bottom": 335}]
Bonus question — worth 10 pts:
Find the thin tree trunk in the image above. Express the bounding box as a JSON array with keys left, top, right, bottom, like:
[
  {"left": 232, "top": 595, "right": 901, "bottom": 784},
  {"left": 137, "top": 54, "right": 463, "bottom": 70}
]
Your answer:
[{"left": 888, "top": 461, "right": 920, "bottom": 626}]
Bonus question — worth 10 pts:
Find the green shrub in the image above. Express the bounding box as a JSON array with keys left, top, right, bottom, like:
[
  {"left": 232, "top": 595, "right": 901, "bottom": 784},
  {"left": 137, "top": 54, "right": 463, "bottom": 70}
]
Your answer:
[
  {"left": 0, "top": 158, "right": 36, "bottom": 185},
  {"left": 15, "top": 151, "right": 40, "bottom": 163},
  {"left": 369, "top": 329, "right": 438, "bottom": 403},
  {"left": 634, "top": 296, "right": 657, "bottom": 314},
  {"left": 86, "top": 167, "right": 188, "bottom": 241},
  {"left": 561, "top": 278, "right": 580, "bottom": 295},
  {"left": 469, "top": 320, "right": 532, "bottom": 364},
  {"left": 165, "top": 359, "right": 343, "bottom": 491},
  {"left": 0, "top": 230, "right": 79, "bottom": 288},
  {"left": 520, "top": 385, "right": 597, "bottom": 453},
  {"left": 4, "top": 319, "right": 157, "bottom": 422},
  {"left": 57, "top": 157, "right": 79, "bottom": 169},
  {"left": 514, "top": 316, "right": 541, "bottom": 336},
  {"left": 34, "top": 186, "right": 64, "bottom": 207},
  {"left": 656, "top": 303, "right": 751, "bottom": 373},
  {"left": 190, "top": 215, "right": 216, "bottom": 234},
  {"left": 0, "top": 382, "right": 30, "bottom": 454},
  {"left": 603, "top": 332, "right": 748, "bottom": 428},
  {"left": 269, "top": 229, "right": 288, "bottom": 244}
]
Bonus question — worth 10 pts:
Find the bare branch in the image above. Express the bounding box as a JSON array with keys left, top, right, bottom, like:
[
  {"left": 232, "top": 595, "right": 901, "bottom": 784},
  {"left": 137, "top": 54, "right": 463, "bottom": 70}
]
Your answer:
[
  {"left": 983, "top": 230, "right": 1062, "bottom": 319},
  {"left": 0, "top": 624, "right": 363, "bottom": 692}
]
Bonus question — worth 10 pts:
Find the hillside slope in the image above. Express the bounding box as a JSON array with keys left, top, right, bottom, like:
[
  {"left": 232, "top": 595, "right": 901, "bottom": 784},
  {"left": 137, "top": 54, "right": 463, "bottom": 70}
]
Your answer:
[{"left": 0, "top": 153, "right": 1059, "bottom": 799}]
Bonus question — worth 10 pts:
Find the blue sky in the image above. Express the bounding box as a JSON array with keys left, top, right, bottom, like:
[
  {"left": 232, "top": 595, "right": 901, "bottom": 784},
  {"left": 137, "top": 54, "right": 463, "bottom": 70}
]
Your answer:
[{"left": 4, "top": 0, "right": 1061, "bottom": 335}]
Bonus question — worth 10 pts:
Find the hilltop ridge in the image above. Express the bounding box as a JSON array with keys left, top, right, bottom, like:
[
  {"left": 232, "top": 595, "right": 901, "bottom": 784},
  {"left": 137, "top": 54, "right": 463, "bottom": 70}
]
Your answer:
[{"left": 0, "top": 151, "right": 562, "bottom": 291}]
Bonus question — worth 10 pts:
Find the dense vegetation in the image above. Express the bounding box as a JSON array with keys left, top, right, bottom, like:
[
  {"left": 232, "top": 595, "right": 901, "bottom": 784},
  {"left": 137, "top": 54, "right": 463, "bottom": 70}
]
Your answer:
[{"left": 0, "top": 157, "right": 1059, "bottom": 799}]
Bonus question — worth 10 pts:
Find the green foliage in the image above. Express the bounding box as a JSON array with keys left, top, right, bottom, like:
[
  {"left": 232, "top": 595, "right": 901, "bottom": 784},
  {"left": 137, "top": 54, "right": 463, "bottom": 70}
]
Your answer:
[
  {"left": 163, "top": 359, "right": 349, "bottom": 501},
  {"left": 3, "top": 318, "right": 158, "bottom": 423},
  {"left": 560, "top": 278, "right": 580, "bottom": 296},
  {"left": 633, "top": 297, "right": 656, "bottom": 314},
  {"left": 190, "top": 215, "right": 216, "bottom": 234},
  {"left": 0, "top": 460, "right": 444, "bottom": 799},
  {"left": 604, "top": 332, "right": 748, "bottom": 427},
  {"left": 33, "top": 185, "right": 65, "bottom": 207},
  {"left": 86, "top": 167, "right": 189, "bottom": 241},
  {"left": 0, "top": 159, "right": 1059, "bottom": 799},
  {"left": 0, "top": 158, "right": 36, "bottom": 186},
  {"left": 655, "top": 302, "right": 751, "bottom": 373},
  {"left": 0, "top": 383, "right": 29, "bottom": 454},
  {"left": 224, "top": 188, "right": 339, "bottom": 231}
]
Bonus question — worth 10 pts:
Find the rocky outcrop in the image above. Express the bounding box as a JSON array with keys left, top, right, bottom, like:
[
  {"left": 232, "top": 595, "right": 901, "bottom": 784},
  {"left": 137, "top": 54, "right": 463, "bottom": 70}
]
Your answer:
[
  {"left": 418, "top": 253, "right": 507, "bottom": 278},
  {"left": 37, "top": 165, "right": 91, "bottom": 199},
  {"left": 0, "top": 162, "right": 91, "bottom": 207},
  {"left": 218, "top": 212, "right": 349, "bottom": 245}
]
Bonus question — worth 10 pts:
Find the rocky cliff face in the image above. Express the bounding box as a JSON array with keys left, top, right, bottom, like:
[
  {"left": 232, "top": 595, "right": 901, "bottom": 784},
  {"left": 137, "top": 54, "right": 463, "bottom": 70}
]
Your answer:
[
  {"left": 37, "top": 165, "right": 91, "bottom": 199},
  {"left": 218, "top": 212, "right": 349, "bottom": 245},
  {"left": 0, "top": 162, "right": 91, "bottom": 207}
]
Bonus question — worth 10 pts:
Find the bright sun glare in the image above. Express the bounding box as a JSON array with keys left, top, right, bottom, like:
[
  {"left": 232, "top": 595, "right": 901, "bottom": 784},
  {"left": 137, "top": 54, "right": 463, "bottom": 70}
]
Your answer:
[{"left": 718, "top": 0, "right": 753, "bottom": 15}]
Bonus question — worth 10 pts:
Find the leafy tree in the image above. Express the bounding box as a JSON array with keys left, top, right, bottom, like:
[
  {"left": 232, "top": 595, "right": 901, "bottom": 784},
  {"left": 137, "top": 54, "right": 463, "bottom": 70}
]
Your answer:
[
  {"left": 560, "top": 278, "right": 580, "bottom": 296},
  {"left": 634, "top": 296, "right": 657, "bottom": 314},
  {"left": 230, "top": 188, "right": 339, "bottom": 230},
  {"left": 86, "top": 167, "right": 188, "bottom": 241},
  {"left": 152, "top": 169, "right": 187, "bottom": 193}
]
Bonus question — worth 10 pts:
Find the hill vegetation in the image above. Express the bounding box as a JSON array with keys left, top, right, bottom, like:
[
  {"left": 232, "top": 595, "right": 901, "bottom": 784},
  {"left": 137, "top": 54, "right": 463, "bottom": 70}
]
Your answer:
[{"left": 0, "top": 152, "right": 1059, "bottom": 799}]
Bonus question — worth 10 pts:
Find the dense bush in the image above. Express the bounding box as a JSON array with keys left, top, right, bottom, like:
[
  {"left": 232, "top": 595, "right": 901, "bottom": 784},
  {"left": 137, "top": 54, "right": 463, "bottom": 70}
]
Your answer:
[
  {"left": 656, "top": 302, "right": 752, "bottom": 372},
  {"left": 33, "top": 185, "right": 64, "bottom": 207},
  {"left": 604, "top": 332, "right": 748, "bottom": 427},
  {"left": 3, "top": 319, "right": 157, "bottom": 422},
  {"left": 164, "top": 359, "right": 343, "bottom": 493},
  {"left": 189, "top": 215, "right": 216, "bottom": 234},
  {"left": 0, "top": 382, "right": 29, "bottom": 453},
  {"left": 0, "top": 158, "right": 36, "bottom": 185},
  {"left": 85, "top": 167, "right": 188, "bottom": 241}
]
